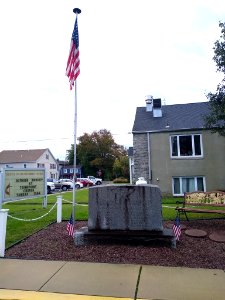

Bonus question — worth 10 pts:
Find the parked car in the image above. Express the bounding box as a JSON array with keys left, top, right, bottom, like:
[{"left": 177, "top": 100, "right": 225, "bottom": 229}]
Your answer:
[
  {"left": 87, "top": 176, "right": 102, "bottom": 185},
  {"left": 47, "top": 181, "right": 55, "bottom": 194},
  {"left": 77, "top": 178, "right": 94, "bottom": 187},
  {"left": 47, "top": 178, "right": 83, "bottom": 191},
  {"left": 58, "top": 179, "right": 74, "bottom": 189},
  {"left": 60, "top": 179, "right": 84, "bottom": 189},
  {"left": 136, "top": 177, "right": 147, "bottom": 185}
]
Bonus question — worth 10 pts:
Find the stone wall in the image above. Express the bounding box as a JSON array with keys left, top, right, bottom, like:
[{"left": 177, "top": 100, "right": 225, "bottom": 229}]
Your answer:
[{"left": 133, "top": 133, "right": 150, "bottom": 183}]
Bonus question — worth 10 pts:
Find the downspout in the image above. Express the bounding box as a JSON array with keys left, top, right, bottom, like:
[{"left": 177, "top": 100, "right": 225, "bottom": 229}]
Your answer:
[
  {"left": 129, "top": 157, "right": 132, "bottom": 184},
  {"left": 147, "top": 132, "right": 151, "bottom": 183}
]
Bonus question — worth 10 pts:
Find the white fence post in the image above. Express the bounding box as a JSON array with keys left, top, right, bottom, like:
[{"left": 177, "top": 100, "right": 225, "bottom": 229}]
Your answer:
[
  {"left": 0, "top": 209, "right": 9, "bottom": 257},
  {"left": 57, "top": 196, "right": 62, "bottom": 223}
]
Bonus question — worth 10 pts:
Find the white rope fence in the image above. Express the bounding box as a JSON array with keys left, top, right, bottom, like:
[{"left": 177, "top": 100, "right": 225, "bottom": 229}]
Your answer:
[
  {"left": 8, "top": 202, "right": 57, "bottom": 222},
  {"left": 62, "top": 198, "right": 88, "bottom": 206},
  {"left": 1, "top": 197, "right": 89, "bottom": 257},
  {"left": 0, "top": 195, "right": 63, "bottom": 257},
  {"left": 62, "top": 198, "right": 73, "bottom": 204}
]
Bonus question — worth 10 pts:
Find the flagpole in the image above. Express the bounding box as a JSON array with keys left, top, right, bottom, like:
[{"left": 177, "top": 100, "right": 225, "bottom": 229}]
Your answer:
[
  {"left": 72, "top": 79, "right": 77, "bottom": 224},
  {"left": 72, "top": 8, "right": 81, "bottom": 225}
]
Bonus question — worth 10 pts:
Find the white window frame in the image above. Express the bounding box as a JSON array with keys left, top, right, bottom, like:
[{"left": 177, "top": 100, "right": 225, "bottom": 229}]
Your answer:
[
  {"left": 64, "top": 169, "right": 67, "bottom": 174},
  {"left": 172, "top": 176, "right": 206, "bottom": 196},
  {"left": 170, "top": 134, "right": 203, "bottom": 158}
]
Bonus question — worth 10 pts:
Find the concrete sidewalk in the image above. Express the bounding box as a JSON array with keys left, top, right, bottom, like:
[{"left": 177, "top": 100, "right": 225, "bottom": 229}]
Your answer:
[{"left": 0, "top": 259, "right": 225, "bottom": 300}]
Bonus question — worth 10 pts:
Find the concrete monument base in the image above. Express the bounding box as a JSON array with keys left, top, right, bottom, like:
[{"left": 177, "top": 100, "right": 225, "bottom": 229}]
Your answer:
[{"left": 74, "top": 226, "right": 176, "bottom": 248}]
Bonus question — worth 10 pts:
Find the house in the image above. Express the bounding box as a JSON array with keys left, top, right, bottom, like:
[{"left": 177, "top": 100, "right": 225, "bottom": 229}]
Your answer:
[
  {"left": 0, "top": 148, "right": 59, "bottom": 179},
  {"left": 132, "top": 96, "right": 225, "bottom": 196},
  {"left": 58, "top": 160, "right": 82, "bottom": 179}
]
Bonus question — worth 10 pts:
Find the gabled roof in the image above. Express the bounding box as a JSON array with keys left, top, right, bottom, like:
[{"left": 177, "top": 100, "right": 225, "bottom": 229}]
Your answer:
[
  {"left": 132, "top": 101, "right": 210, "bottom": 133},
  {"left": 0, "top": 149, "right": 49, "bottom": 163}
]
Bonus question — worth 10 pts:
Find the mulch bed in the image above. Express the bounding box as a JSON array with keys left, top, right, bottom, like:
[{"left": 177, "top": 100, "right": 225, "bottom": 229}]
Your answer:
[{"left": 5, "top": 219, "right": 225, "bottom": 270}]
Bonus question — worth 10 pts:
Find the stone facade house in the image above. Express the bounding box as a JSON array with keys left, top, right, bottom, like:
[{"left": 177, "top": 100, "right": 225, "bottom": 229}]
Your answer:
[
  {"left": 0, "top": 148, "right": 59, "bottom": 179},
  {"left": 132, "top": 97, "right": 225, "bottom": 196}
]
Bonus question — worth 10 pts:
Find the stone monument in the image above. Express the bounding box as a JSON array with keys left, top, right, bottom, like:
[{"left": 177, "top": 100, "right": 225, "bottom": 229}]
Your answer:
[{"left": 74, "top": 184, "right": 175, "bottom": 247}]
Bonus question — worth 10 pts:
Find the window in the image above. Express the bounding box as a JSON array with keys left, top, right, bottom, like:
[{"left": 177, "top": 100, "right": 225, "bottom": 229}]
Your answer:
[
  {"left": 46, "top": 154, "right": 49, "bottom": 159},
  {"left": 37, "top": 163, "right": 44, "bottom": 168},
  {"left": 64, "top": 169, "right": 67, "bottom": 173},
  {"left": 172, "top": 177, "right": 205, "bottom": 196},
  {"left": 170, "top": 134, "right": 202, "bottom": 158},
  {"left": 50, "top": 164, "right": 56, "bottom": 169},
  {"left": 24, "top": 164, "right": 27, "bottom": 168}
]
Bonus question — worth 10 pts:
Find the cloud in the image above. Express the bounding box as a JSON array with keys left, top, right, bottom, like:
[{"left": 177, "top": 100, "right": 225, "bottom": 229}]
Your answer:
[{"left": 0, "top": 0, "right": 224, "bottom": 159}]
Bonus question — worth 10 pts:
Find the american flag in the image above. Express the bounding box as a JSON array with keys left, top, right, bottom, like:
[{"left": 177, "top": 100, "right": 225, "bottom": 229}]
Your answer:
[
  {"left": 172, "top": 216, "right": 181, "bottom": 241},
  {"left": 66, "top": 16, "right": 80, "bottom": 90},
  {"left": 67, "top": 214, "right": 74, "bottom": 237}
]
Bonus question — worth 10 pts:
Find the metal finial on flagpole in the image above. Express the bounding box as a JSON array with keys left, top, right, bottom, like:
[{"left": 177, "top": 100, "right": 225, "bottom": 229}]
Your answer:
[{"left": 73, "top": 8, "right": 81, "bottom": 14}]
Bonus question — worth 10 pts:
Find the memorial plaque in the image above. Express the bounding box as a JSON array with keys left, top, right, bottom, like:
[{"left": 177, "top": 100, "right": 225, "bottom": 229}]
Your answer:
[{"left": 88, "top": 184, "right": 163, "bottom": 231}]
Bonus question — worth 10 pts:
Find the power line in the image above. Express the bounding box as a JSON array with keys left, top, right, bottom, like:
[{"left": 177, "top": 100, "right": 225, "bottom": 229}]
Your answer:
[{"left": 0, "top": 137, "right": 71, "bottom": 144}]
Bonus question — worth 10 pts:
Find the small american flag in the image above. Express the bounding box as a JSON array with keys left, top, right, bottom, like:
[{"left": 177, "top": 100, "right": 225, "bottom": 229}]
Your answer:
[
  {"left": 67, "top": 214, "right": 74, "bottom": 237},
  {"left": 172, "top": 216, "right": 181, "bottom": 241},
  {"left": 66, "top": 16, "right": 80, "bottom": 90}
]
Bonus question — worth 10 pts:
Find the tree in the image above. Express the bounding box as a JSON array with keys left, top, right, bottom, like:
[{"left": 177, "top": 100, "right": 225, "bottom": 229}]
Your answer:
[
  {"left": 204, "top": 22, "right": 225, "bottom": 136},
  {"left": 66, "top": 129, "right": 128, "bottom": 179},
  {"left": 113, "top": 156, "right": 129, "bottom": 179}
]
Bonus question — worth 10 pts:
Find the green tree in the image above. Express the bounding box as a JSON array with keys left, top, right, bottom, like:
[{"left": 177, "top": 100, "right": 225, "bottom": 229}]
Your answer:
[
  {"left": 67, "top": 129, "right": 127, "bottom": 179},
  {"left": 204, "top": 21, "right": 225, "bottom": 136},
  {"left": 113, "top": 156, "right": 129, "bottom": 179}
]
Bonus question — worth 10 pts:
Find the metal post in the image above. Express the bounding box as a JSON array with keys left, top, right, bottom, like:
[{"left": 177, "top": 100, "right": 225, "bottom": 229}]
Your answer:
[{"left": 72, "top": 79, "right": 78, "bottom": 223}]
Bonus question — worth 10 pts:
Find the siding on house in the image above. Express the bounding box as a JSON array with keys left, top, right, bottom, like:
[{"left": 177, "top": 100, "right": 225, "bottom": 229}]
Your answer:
[
  {"left": 0, "top": 149, "right": 59, "bottom": 179},
  {"left": 148, "top": 130, "right": 225, "bottom": 194}
]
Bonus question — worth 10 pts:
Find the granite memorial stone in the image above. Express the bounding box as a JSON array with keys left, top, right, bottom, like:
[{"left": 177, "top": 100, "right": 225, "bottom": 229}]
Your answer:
[
  {"left": 88, "top": 184, "right": 163, "bottom": 231},
  {"left": 74, "top": 184, "right": 175, "bottom": 248}
]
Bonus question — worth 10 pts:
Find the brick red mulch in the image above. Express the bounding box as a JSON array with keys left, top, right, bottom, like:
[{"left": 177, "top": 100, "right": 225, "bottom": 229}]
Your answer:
[{"left": 5, "top": 219, "right": 225, "bottom": 270}]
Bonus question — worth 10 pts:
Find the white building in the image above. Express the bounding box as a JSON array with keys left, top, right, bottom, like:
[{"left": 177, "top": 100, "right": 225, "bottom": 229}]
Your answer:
[{"left": 0, "top": 148, "right": 58, "bottom": 179}]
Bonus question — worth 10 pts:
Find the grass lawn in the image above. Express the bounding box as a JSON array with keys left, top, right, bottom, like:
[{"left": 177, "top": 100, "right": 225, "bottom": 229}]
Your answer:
[
  {"left": 2, "top": 190, "right": 224, "bottom": 248},
  {"left": 3, "top": 189, "right": 89, "bottom": 248}
]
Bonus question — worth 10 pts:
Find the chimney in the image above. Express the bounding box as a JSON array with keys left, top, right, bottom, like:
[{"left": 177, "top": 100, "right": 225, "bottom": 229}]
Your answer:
[
  {"left": 153, "top": 98, "right": 162, "bottom": 117},
  {"left": 145, "top": 95, "right": 153, "bottom": 112}
]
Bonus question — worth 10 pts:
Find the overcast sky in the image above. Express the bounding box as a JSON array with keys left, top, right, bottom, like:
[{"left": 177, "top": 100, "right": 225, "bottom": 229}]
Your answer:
[{"left": 0, "top": 0, "right": 224, "bottom": 160}]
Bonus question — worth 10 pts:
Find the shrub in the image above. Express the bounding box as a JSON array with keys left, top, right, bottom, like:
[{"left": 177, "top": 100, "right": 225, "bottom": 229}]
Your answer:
[{"left": 113, "top": 177, "right": 129, "bottom": 184}]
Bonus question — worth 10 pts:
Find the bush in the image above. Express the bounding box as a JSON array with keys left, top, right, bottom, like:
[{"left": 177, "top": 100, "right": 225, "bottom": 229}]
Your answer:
[{"left": 113, "top": 177, "right": 129, "bottom": 184}]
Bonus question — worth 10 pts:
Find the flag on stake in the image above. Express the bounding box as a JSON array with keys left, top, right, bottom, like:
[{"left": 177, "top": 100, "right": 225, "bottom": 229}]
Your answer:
[
  {"left": 67, "top": 214, "right": 74, "bottom": 237},
  {"left": 66, "top": 15, "right": 80, "bottom": 90},
  {"left": 172, "top": 216, "right": 181, "bottom": 241}
]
